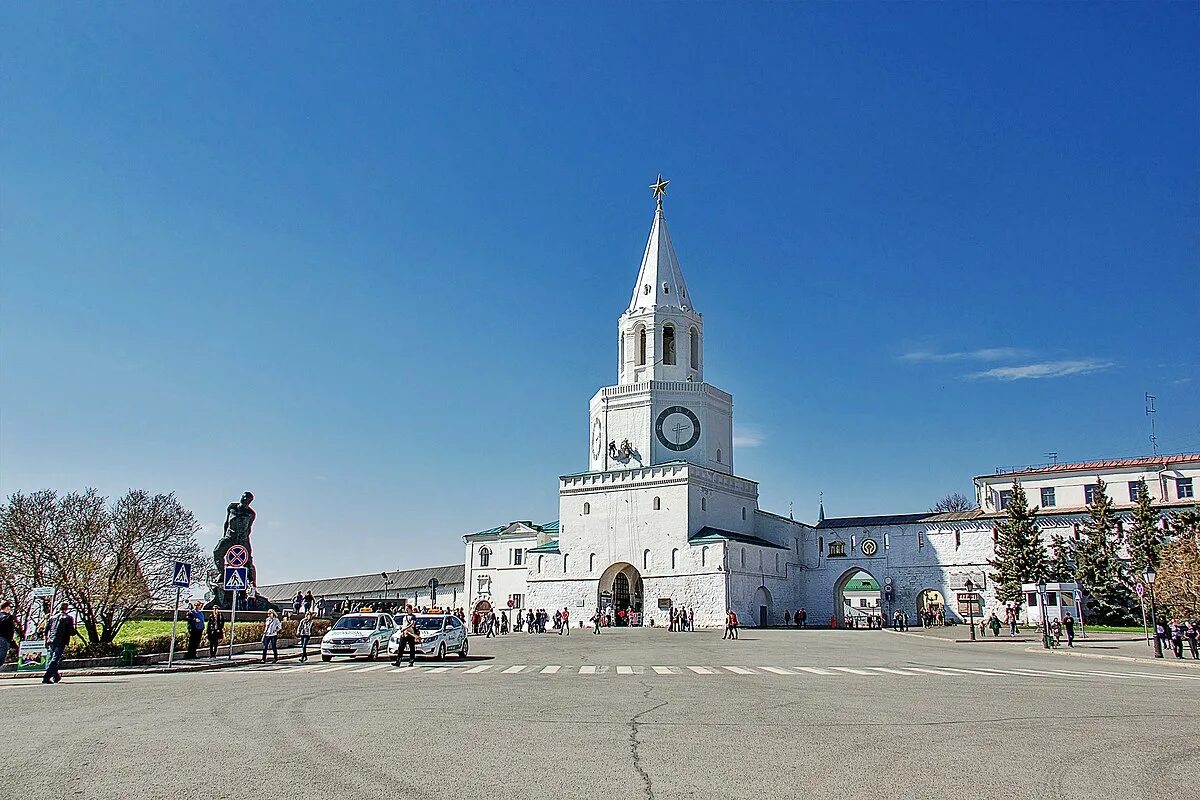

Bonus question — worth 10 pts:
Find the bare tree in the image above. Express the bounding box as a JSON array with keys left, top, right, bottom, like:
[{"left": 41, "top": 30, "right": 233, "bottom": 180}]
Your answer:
[
  {"left": 0, "top": 489, "right": 59, "bottom": 632},
  {"left": 929, "top": 492, "right": 978, "bottom": 514},
  {"left": 1, "top": 488, "right": 203, "bottom": 649}
]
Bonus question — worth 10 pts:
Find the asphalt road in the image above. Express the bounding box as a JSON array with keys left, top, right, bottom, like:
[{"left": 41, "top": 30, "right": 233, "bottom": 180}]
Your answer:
[{"left": 3, "top": 628, "right": 1197, "bottom": 800}]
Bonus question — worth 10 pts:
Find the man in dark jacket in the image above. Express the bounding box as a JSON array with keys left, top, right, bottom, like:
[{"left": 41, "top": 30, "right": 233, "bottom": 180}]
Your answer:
[
  {"left": 185, "top": 602, "right": 205, "bottom": 659},
  {"left": 0, "top": 600, "right": 17, "bottom": 664},
  {"left": 43, "top": 603, "right": 76, "bottom": 684}
]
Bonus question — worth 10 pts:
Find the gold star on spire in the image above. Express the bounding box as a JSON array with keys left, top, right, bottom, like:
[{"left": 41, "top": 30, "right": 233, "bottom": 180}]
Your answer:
[{"left": 649, "top": 174, "right": 669, "bottom": 209}]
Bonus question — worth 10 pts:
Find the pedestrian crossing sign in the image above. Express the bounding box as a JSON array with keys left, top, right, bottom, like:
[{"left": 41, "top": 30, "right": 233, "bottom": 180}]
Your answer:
[
  {"left": 224, "top": 566, "right": 249, "bottom": 591},
  {"left": 171, "top": 562, "right": 192, "bottom": 588}
]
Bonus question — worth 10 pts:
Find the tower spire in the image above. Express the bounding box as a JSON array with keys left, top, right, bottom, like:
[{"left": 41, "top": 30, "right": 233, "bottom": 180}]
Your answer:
[{"left": 628, "top": 175, "right": 692, "bottom": 313}]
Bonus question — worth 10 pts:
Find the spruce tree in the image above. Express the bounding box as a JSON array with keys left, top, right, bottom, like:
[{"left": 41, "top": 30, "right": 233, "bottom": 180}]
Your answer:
[
  {"left": 1125, "top": 478, "right": 1161, "bottom": 574},
  {"left": 1074, "top": 478, "right": 1136, "bottom": 625},
  {"left": 1046, "top": 533, "right": 1076, "bottom": 582},
  {"left": 987, "top": 480, "right": 1047, "bottom": 608}
]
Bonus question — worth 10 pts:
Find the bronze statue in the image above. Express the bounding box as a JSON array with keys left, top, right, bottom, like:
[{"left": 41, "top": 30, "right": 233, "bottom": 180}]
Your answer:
[{"left": 214, "top": 491, "right": 258, "bottom": 586}]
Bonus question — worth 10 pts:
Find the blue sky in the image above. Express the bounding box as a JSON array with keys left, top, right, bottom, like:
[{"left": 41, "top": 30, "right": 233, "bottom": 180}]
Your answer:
[{"left": 3, "top": 4, "right": 1197, "bottom": 583}]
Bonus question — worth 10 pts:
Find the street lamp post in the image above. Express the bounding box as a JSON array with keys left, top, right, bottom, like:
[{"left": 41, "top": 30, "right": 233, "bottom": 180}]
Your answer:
[
  {"left": 1037, "top": 579, "right": 1050, "bottom": 649},
  {"left": 381, "top": 572, "right": 392, "bottom": 607},
  {"left": 964, "top": 578, "right": 976, "bottom": 641},
  {"left": 1144, "top": 566, "right": 1163, "bottom": 659}
]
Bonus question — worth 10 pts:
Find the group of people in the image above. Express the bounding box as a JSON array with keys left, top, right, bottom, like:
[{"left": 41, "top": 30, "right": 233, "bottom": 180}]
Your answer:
[
  {"left": 722, "top": 609, "right": 740, "bottom": 639},
  {"left": 667, "top": 606, "right": 694, "bottom": 631},
  {"left": 782, "top": 609, "right": 808, "bottom": 628},
  {"left": 471, "top": 608, "right": 572, "bottom": 637},
  {"left": 1155, "top": 618, "right": 1200, "bottom": 659}
]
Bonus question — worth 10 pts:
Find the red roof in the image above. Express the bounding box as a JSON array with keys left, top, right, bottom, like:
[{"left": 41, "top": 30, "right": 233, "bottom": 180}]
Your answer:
[{"left": 979, "top": 452, "right": 1199, "bottom": 480}]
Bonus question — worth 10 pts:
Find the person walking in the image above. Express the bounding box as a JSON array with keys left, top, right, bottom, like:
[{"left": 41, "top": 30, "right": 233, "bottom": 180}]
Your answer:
[
  {"left": 560, "top": 608, "right": 570, "bottom": 635},
  {"left": 1186, "top": 620, "right": 1199, "bottom": 659},
  {"left": 296, "top": 612, "right": 314, "bottom": 663},
  {"left": 303, "top": 590, "right": 315, "bottom": 615},
  {"left": 730, "top": 610, "right": 739, "bottom": 639},
  {"left": 1170, "top": 620, "right": 1185, "bottom": 659},
  {"left": 260, "top": 609, "right": 282, "bottom": 663},
  {"left": 42, "top": 602, "right": 76, "bottom": 684},
  {"left": 292, "top": 592, "right": 303, "bottom": 618},
  {"left": 393, "top": 606, "right": 417, "bottom": 667},
  {"left": 1008, "top": 608, "right": 1018, "bottom": 636},
  {"left": 687, "top": 607, "right": 694, "bottom": 632},
  {"left": 205, "top": 608, "right": 225, "bottom": 658},
  {"left": 592, "top": 610, "right": 602, "bottom": 634},
  {"left": 1062, "top": 613, "right": 1076, "bottom": 647},
  {"left": 185, "top": 601, "right": 205, "bottom": 659},
  {"left": 723, "top": 610, "right": 734, "bottom": 640},
  {"left": 0, "top": 600, "right": 17, "bottom": 665}
]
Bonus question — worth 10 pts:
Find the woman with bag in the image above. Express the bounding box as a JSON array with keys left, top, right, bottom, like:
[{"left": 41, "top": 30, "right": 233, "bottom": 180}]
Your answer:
[
  {"left": 261, "top": 609, "right": 282, "bottom": 663},
  {"left": 296, "top": 612, "right": 314, "bottom": 663},
  {"left": 205, "top": 609, "right": 225, "bottom": 658}
]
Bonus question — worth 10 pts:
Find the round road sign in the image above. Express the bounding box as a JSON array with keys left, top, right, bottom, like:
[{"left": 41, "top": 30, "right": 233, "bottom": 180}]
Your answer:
[
  {"left": 224, "top": 545, "right": 249, "bottom": 567},
  {"left": 1135, "top": 582, "right": 1145, "bottom": 599}
]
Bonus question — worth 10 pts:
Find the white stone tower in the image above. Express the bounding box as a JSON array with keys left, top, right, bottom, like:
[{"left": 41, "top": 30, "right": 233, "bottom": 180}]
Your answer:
[{"left": 587, "top": 177, "right": 734, "bottom": 475}]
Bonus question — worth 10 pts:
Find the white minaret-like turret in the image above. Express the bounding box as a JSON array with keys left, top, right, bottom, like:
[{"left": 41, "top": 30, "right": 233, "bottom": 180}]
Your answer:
[
  {"left": 586, "top": 177, "right": 733, "bottom": 475},
  {"left": 617, "top": 176, "right": 704, "bottom": 385}
]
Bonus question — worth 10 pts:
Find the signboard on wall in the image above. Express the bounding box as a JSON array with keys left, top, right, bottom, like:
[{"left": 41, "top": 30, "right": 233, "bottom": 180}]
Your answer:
[{"left": 657, "top": 598, "right": 673, "bottom": 610}]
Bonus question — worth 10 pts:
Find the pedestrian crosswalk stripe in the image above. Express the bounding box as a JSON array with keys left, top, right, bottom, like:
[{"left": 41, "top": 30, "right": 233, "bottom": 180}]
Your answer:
[
  {"left": 540, "top": 665, "right": 561, "bottom": 674},
  {"left": 936, "top": 667, "right": 1001, "bottom": 676},
  {"left": 352, "top": 664, "right": 390, "bottom": 673},
  {"left": 687, "top": 666, "right": 716, "bottom": 674},
  {"left": 651, "top": 666, "right": 676, "bottom": 675},
  {"left": 318, "top": 665, "right": 354, "bottom": 673},
  {"left": 829, "top": 667, "right": 874, "bottom": 676},
  {"left": 501, "top": 665, "right": 526, "bottom": 674},
  {"left": 1126, "top": 670, "right": 1200, "bottom": 681},
  {"left": 906, "top": 667, "right": 957, "bottom": 676},
  {"left": 580, "top": 666, "right": 597, "bottom": 674},
  {"left": 794, "top": 666, "right": 835, "bottom": 675},
  {"left": 465, "top": 664, "right": 492, "bottom": 673},
  {"left": 759, "top": 666, "right": 796, "bottom": 675},
  {"left": 867, "top": 667, "right": 918, "bottom": 676},
  {"left": 723, "top": 666, "right": 756, "bottom": 674},
  {"left": 427, "top": 667, "right": 451, "bottom": 674},
  {"left": 616, "top": 666, "right": 634, "bottom": 675}
]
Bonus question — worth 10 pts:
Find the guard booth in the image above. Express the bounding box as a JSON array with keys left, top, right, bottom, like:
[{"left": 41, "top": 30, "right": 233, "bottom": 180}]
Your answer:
[{"left": 1021, "top": 582, "right": 1080, "bottom": 627}]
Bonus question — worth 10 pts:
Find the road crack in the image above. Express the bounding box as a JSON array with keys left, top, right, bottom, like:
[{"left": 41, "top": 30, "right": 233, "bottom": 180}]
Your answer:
[{"left": 629, "top": 683, "right": 669, "bottom": 800}]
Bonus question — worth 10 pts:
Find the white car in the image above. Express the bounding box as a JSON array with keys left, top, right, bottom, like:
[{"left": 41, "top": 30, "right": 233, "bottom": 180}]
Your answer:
[
  {"left": 320, "top": 613, "right": 394, "bottom": 661},
  {"left": 388, "top": 614, "right": 469, "bottom": 661}
]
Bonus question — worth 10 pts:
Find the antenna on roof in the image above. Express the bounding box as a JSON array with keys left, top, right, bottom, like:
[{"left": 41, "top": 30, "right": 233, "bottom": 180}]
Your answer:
[
  {"left": 1046, "top": 452, "right": 1058, "bottom": 466},
  {"left": 1145, "top": 392, "right": 1159, "bottom": 457}
]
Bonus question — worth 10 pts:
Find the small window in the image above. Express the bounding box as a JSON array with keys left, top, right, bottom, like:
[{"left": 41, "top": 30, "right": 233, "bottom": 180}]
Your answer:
[
  {"left": 775, "top": 553, "right": 780, "bottom": 571},
  {"left": 701, "top": 497, "right": 707, "bottom": 511},
  {"left": 512, "top": 549, "right": 523, "bottom": 566},
  {"left": 742, "top": 507, "right": 747, "bottom": 521},
  {"left": 851, "top": 534, "right": 857, "bottom": 551},
  {"left": 883, "top": 533, "right": 889, "bottom": 550},
  {"left": 1041, "top": 487, "right": 1056, "bottom": 507},
  {"left": 701, "top": 546, "right": 708, "bottom": 567},
  {"left": 1178, "top": 477, "right": 1194, "bottom": 499},
  {"left": 992, "top": 528, "right": 999, "bottom": 545},
  {"left": 1045, "top": 591, "right": 1058, "bottom": 607},
  {"left": 917, "top": 532, "right": 925, "bottom": 549},
  {"left": 689, "top": 328, "right": 699, "bottom": 369},
  {"left": 478, "top": 547, "right": 491, "bottom": 567},
  {"left": 537, "top": 555, "right": 543, "bottom": 573},
  {"left": 583, "top": 502, "right": 590, "bottom": 515},
  {"left": 740, "top": 549, "right": 746, "bottom": 567},
  {"left": 998, "top": 490, "right": 1012, "bottom": 510},
  {"left": 643, "top": 284, "right": 650, "bottom": 295},
  {"left": 662, "top": 325, "right": 676, "bottom": 365},
  {"left": 954, "top": 531, "right": 961, "bottom": 549},
  {"left": 589, "top": 553, "right": 596, "bottom": 572},
  {"left": 1027, "top": 592, "right": 1038, "bottom": 607},
  {"left": 1085, "top": 484, "right": 1100, "bottom": 505},
  {"left": 662, "top": 282, "right": 670, "bottom": 294},
  {"left": 1072, "top": 523, "right": 1081, "bottom": 541},
  {"left": 637, "top": 327, "right": 647, "bottom": 366},
  {"left": 671, "top": 548, "right": 678, "bottom": 569},
  {"left": 563, "top": 554, "right": 568, "bottom": 571},
  {"left": 643, "top": 549, "right": 651, "bottom": 570},
  {"left": 818, "top": 536, "right": 824, "bottom": 553},
  {"left": 653, "top": 496, "right": 661, "bottom": 510},
  {"left": 1128, "top": 482, "right": 1142, "bottom": 502},
  {"left": 828, "top": 541, "right": 846, "bottom": 557}
]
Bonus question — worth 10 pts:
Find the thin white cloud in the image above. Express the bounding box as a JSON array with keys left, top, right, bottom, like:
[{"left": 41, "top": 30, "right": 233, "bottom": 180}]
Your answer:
[
  {"left": 733, "top": 425, "right": 765, "bottom": 448},
  {"left": 970, "top": 359, "right": 1114, "bottom": 381},
  {"left": 900, "top": 347, "right": 1024, "bottom": 363}
]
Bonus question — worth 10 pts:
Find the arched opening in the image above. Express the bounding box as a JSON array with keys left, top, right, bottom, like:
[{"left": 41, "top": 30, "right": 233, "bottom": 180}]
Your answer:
[
  {"left": 689, "top": 327, "right": 699, "bottom": 369},
  {"left": 589, "top": 553, "right": 596, "bottom": 572},
  {"left": 834, "top": 568, "right": 882, "bottom": 629},
  {"left": 701, "top": 497, "right": 707, "bottom": 511},
  {"left": 642, "top": 549, "right": 651, "bottom": 570},
  {"left": 701, "top": 546, "right": 708, "bottom": 567},
  {"left": 473, "top": 599, "right": 493, "bottom": 614},
  {"left": 716, "top": 448, "right": 722, "bottom": 463},
  {"left": 671, "top": 548, "right": 678, "bottom": 569},
  {"left": 917, "top": 589, "right": 947, "bottom": 627},
  {"left": 537, "top": 555, "right": 543, "bottom": 573},
  {"left": 754, "top": 586, "right": 773, "bottom": 627},
  {"left": 583, "top": 502, "right": 590, "bottom": 515},
  {"left": 597, "top": 562, "right": 644, "bottom": 626},
  {"left": 637, "top": 326, "right": 647, "bottom": 366},
  {"left": 653, "top": 496, "right": 661, "bottom": 510},
  {"left": 662, "top": 325, "right": 676, "bottom": 365},
  {"left": 478, "top": 546, "right": 491, "bottom": 568}
]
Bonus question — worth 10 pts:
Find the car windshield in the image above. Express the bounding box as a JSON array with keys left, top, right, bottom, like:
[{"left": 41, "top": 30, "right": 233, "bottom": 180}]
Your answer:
[
  {"left": 333, "top": 616, "right": 378, "bottom": 630},
  {"left": 415, "top": 617, "right": 445, "bottom": 631}
]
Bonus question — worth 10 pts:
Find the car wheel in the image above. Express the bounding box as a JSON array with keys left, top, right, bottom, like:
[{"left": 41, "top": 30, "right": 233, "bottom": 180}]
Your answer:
[
  {"left": 437, "top": 642, "right": 446, "bottom": 661},
  {"left": 368, "top": 643, "right": 378, "bottom": 661},
  {"left": 458, "top": 638, "right": 469, "bottom": 659},
  {"left": 321, "top": 655, "right": 332, "bottom": 662}
]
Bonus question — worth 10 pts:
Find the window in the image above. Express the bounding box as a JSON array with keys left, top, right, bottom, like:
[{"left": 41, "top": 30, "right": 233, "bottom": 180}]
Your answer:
[
  {"left": 671, "top": 548, "right": 678, "bottom": 569},
  {"left": 1177, "top": 477, "right": 1194, "bottom": 499},
  {"left": 689, "top": 328, "right": 699, "bottom": 369},
  {"left": 740, "top": 549, "right": 746, "bottom": 567},
  {"left": 992, "top": 528, "right": 999, "bottom": 545},
  {"left": 1041, "top": 487, "right": 1056, "bottom": 508},
  {"left": 1072, "top": 523, "right": 1081, "bottom": 541},
  {"left": 620, "top": 332, "right": 625, "bottom": 368},
  {"left": 663, "top": 282, "right": 670, "bottom": 294},
  {"left": 851, "top": 535, "right": 857, "bottom": 551},
  {"left": 1045, "top": 591, "right": 1058, "bottom": 607},
  {"left": 1027, "top": 592, "right": 1038, "bottom": 607},
  {"left": 662, "top": 325, "right": 676, "bottom": 365},
  {"left": 512, "top": 548, "right": 523, "bottom": 566},
  {"left": 589, "top": 553, "right": 595, "bottom": 572},
  {"left": 775, "top": 553, "right": 780, "bottom": 572},
  {"left": 563, "top": 554, "right": 569, "bottom": 571},
  {"left": 701, "top": 546, "right": 708, "bottom": 566},
  {"left": 716, "top": 448, "right": 722, "bottom": 463},
  {"left": 653, "top": 496, "right": 661, "bottom": 510},
  {"left": 637, "top": 326, "right": 646, "bottom": 366},
  {"left": 859, "top": 599, "right": 868, "bottom": 608},
  {"left": 954, "top": 531, "right": 961, "bottom": 549},
  {"left": 828, "top": 541, "right": 846, "bottom": 557},
  {"left": 918, "top": 531, "right": 925, "bottom": 548},
  {"left": 537, "top": 555, "right": 543, "bottom": 573},
  {"left": 478, "top": 546, "right": 491, "bottom": 567},
  {"left": 643, "top": 549, "right": 651, "bottom": 570},
  {"left": 583, "top": 502, "right": 590, "bottom": 515},
  {"left": 701, "top": 497, "right": 707, "bottom": 511},
  {"left": 818, "top": 536, "right": 824, "bottom": 553},
  {"left": 998, "top": 490, "right": 1012, "bottom": 510},
  {"left": 1128, "top": 482, "right": 1142, "bottom": 502},
  {"left": 510, "top": 593, "right": 524, "bottom": 609},
  {"left": 1085, "top": 484, "right": 1100, "bottom": 505},
  {"left": 883, "top": 533, "right": 889, "bottom": 550},
  {"left": 742, "top": 507, "right": 747, "bottom": 521}
]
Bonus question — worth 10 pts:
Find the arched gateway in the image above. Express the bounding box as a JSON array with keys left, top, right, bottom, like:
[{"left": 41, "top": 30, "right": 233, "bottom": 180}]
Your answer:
[{"left": 597, "top": 562, "right": 644, "bottom": 626}]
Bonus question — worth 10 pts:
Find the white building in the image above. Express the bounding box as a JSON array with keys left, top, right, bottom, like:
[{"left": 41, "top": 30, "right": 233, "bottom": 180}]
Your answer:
[{"left": 462, "top": 182, "right": 1200, "bottom": 629}]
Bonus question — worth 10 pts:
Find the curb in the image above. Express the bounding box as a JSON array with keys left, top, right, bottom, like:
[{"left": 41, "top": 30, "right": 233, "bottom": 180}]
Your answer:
[
  {"left": 1023, "top": 646, "right": 1200, "bottom": 670},
  {"left": 885, "top": 629, "right": 1037, "bottom": 645},
  {"left": 1, "top": 648, "right": 308, "bottom": 680}
]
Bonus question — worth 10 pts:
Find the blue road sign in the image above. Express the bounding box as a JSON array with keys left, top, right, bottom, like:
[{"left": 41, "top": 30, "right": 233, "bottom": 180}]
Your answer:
[
  {"left": 224, "top": 566, "right": 249, "bottom": 591},
  {"left": 171, "top": 562, "right": 192, "bottom": 588}
]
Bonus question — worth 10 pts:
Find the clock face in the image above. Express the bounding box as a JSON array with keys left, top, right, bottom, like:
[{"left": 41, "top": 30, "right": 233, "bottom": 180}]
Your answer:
[
  {"left": 591, "top": 417, "right": 603, "bottom": 459},
  {"left": 655, "top": 406, "right": 701, "bottom": 452}
]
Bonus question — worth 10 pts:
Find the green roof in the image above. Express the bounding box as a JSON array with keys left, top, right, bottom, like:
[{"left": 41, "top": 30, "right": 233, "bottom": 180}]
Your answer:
[
  {"left": 843, "top": 577, "right": 880, "bottom": 592},
  {"left": 688, "top": 526, "right": 789, "bottom": 550},
  {"left": 528, "top": 540, "right": 560, "bottom": 554}
]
